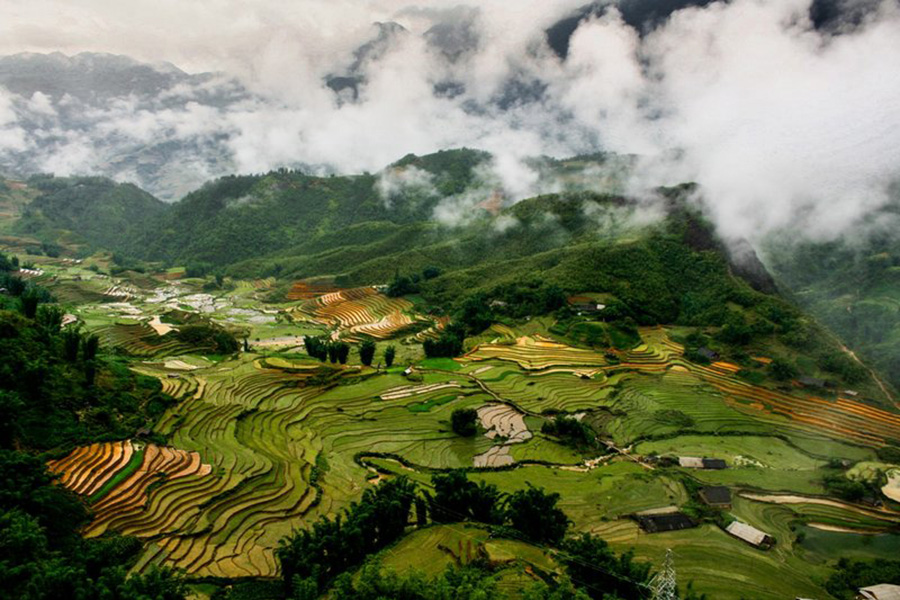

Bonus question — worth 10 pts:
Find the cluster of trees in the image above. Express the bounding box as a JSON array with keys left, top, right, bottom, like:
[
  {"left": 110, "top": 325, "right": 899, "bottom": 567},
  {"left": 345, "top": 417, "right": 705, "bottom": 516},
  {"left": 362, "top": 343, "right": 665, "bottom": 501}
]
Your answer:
[
  {"left": 1, "top": 288, "right": 173, "bottom": 451},
  {"left": 357, "top": 341, "right": 397, "bottom": 367},
  {"left": 427, "top": 471, "right": 505, "bottom": 526},
  {"left": 423, "top": 283, "right": 570, "bottom": 359},
  {"left": 304, "top": 337, "right": 397, "bottom": 368},
  {"left": 424, "top": 323, "right": 466, "bottom": 358},
  {"left": 0, "top": 252, "right": 20, "bottom": 272},
  {"left": 279, "top": 468, "right": 666, "bottom": 600},
  {"left": 425, "top": 471, "right": 570, "bottom": 546},
  {"left": 450, "top": 408, "right": 479, "bottom": 437},
  {"left": 541, "top": 415, "right": 599, "bottom": 452},
  {"left": 0, "top": 276, "right": 187, "bottom": 598},
  {"left": 176, "top": 323, "right": 240, "bottom": 355},
  {"left": 826, "top": 558, "right": 900, "bottom": 599},
  {"left": 1, "top": 254, "right": 53, "bottom": 318},
  {"left": 303, "top": 336, "right": 350, "bottom": 364},
  {"left": 821, "top": 471, "right": 881, "bottom": 503},
  {"left": 277, "top": 477, "right": 417, "bottom": 597},
  {"left": 386, "top": 266, "right": 442, "bottom": 297},
  {"left": 484, "top": 282, "right": 567, "bottom": 319},
  {"left": 327, "top": 561, "right": 517, "bottom": 600},
  {"left": 0, "top": 450, "right": 187, "bottom": 600}
]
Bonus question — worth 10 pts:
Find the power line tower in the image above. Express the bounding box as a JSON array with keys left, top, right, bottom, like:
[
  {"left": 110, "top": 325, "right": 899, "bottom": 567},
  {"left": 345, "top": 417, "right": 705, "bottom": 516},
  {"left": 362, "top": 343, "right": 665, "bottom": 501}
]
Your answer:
[{"left": 650, "top": 548, "right": 678, "bottom": 600}]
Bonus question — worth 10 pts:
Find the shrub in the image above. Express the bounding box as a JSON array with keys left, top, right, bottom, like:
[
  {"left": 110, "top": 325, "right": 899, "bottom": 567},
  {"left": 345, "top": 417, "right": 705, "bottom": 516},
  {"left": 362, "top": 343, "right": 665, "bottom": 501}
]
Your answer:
[
  {"left": 359, "top": 340, "right": 376, "bottom": 366},
  {"left": 451, "top": 408, "right": 478, "bottom": 437}
]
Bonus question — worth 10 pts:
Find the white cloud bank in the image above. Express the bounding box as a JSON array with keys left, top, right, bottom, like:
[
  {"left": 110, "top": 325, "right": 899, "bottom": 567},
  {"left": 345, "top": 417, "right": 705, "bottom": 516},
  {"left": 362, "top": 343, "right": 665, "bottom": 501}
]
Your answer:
[{"left": 0, "top": 0, "right": 898, "bottom": 242}]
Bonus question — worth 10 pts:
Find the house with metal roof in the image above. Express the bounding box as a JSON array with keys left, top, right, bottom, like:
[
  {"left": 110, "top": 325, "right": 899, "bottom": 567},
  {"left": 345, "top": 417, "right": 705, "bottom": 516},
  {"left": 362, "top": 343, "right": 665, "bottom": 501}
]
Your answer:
[
  {"left": 858, "top": 584, "right": 900, "bottom": 600},
  {"left": 678, "top": 456, "right": 727, "bottom": 470},
  {"left": 725, "top": 521, "right": 774, "bottom": 549}
]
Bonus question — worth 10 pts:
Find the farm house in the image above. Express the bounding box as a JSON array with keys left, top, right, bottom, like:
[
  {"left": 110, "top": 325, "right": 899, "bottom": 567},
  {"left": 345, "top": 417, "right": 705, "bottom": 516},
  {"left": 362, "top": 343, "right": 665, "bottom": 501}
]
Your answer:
[
  {"left": 699, "top": 486, "right": 732, "bottom": 509},
  {"left": 633, "top": 509, "right": 697, "bottom": 533},
  {"left": 857, "top": 584, "right": 900, "bottom": 600},
  {"left": 726, "top": 521, "right": 774, "bottom": 549},
  {"left": 798, "top": 376, "right": 828, "bottom": 389},
  {"left": 679, "top": 457, "right": 727, "bottom": 470}
]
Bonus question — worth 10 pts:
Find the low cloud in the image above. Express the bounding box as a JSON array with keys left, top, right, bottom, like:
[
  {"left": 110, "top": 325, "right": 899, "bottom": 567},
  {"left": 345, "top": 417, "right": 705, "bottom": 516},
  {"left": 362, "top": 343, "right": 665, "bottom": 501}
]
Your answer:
[
  {"left": 377, "top": 165, "right": 438, "bottom": 208},
  {"left": 0, "top": 0, "right": 897, "bottom": 244}
]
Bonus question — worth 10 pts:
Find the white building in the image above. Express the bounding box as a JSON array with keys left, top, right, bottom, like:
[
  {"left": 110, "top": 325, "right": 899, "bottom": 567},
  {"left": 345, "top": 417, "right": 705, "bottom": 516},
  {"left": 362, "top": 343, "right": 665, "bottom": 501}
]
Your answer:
[{"left": 859, "top": 584, "right": 900, "bottom": 600}]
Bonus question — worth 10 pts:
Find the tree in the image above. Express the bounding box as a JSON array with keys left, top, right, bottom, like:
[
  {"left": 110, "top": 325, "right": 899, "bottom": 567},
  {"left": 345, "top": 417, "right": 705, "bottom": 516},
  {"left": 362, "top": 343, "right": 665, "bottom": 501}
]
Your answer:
[
  {"left": 336, "top": 342, "right": 350, "bottom": 365},
  {"left": 327, "top": 343, "right": 339, "bottom": 363},
  {"left": 415, "top": 496, "right": 428, "bottom": 527},
  {"left": 177, "top": 324, "right": 239, "bottom": 354},
  {"left": 82, "top": 335, "right": 100, "bottom": 361},
  {"left": 456, "top": 294, "right": 494, "bottom": 334},
  {"left": 560, "top": 533, "right": 652, "bottom": 600},
  {"left": 541, "top": 416, "right": 597, "bottom": 451},
  {"left": 62, "top": 328, "right": 81, "bottom": 362},
  {"left": 84, "top": 361, "right": 97, "bottom": 387},
  {"left": 115, "top": 566, "right": 188, "bottom": 600},
  {"left": 769, "top": 359, "right": 797, "bottom": 381},
  {"left": 36, "top": 304, "right": 64, "bottom": 332},
  {"left": 424, "top": 326, "right": 464, "bottom": 358},
  {"left": 505, "top": 485, "right": 568, "bottom": 545},
  {"left": 21, "top": 289, "right": 40, "bottom": 319},
  {"left": 422, "top": 266, "right": 442, "bottom": 280},
  {"left": 0, "top": 392, "right": 23, "bottom": 448},
  {"left": 304, "top": 336, "right": 328, "bottom": 361},
  {"left": 451, "top": 408, "right": 478, "bottom": 437},
  {"left": 428, "top": 471, "right": 503, "bottom": 525},
  {"left": 384, "top": 345, "right": 396, "bottom": 368},
  {"left": 359, "top": 340, "right": 376, "bottom": 366}
]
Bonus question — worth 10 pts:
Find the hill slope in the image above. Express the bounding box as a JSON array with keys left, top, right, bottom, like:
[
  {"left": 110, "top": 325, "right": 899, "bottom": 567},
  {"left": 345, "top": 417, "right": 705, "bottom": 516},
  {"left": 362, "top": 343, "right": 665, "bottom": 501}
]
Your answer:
[{"left": 14, "top": 175, "right": 169, "bottom": 252}]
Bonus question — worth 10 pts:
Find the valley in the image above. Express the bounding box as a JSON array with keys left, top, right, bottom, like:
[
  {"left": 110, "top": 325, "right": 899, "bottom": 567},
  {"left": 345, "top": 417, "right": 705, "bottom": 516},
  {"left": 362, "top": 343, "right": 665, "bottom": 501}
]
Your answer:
[{"left": 4, "top": 223, "right": 899, "bottom": 599}]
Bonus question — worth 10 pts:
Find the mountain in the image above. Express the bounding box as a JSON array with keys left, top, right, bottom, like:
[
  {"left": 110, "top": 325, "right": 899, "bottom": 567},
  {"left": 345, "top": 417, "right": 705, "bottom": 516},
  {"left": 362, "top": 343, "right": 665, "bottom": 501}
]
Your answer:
[
  {"left": 0, "top": 52, "right": 198, "bottom": 100},
  {"left": 0, "top": 52, "right": 248, "bottom": 200},
  {"left": 765, "top": 214, "right": 900, "bottom": 392},
  {"left": 13, "top": 174, "right": 168, "bottom": 252},
  {"left": 6, "top": 148, "right": 874, "bottom": 402},
  {"left": 545, "top": 0, "right": 887, "bottom": 59}
]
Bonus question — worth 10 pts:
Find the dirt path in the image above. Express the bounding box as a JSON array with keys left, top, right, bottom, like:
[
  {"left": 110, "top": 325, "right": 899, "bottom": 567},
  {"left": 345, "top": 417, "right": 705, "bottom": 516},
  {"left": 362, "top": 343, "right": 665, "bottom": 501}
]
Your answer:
[
  {"left": 838, "top": 339, "right": 894, "bottom": 404},
  {"left": 807, "top": 522, "right": 887, "bottom": 534},
  {"left": 741, "top": 492, "right": 900, "bottom": 521},
  {"left": 604, "top": 441, "right": 655, "bottom": 471}
]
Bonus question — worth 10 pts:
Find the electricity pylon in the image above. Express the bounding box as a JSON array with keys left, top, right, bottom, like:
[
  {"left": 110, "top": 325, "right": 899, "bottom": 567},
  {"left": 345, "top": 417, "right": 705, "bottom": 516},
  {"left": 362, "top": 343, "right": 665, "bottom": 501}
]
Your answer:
[{"left": 650, "top": 548, "right": 677, "bottom": 600}]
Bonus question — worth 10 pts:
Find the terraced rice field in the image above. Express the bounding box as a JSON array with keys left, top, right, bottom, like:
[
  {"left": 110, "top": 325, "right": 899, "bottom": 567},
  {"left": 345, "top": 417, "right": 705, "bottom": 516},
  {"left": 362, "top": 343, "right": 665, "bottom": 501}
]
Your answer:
[
  {"left": 290, "top": 287, "right": 430, "bottom": 340},
  {"left": 48, "top": 440, "right": 136, "bottom": 497},
  {"left": 48, "top": 441, "right": 212, "bottom": 531},
  {"left": 465, "top": 327, "right": 900, "bottom": 448},
  {"left": 465, "top": 335, "right": 609, "bottom": 370},
  {"left": 474, "top": 404, "right": 532, "bottom": 467},
  {"left": 285, "top": 279, "right": 342, "bottom": 300},
  {"left": 47, "top": 299, "right": 900, "bottom": 598},
  {"left": 94, "top": 323, "right": 198, "bottom": 357},
  {"left": 50, "top": 358, "right": 510, "bottom": 578}
]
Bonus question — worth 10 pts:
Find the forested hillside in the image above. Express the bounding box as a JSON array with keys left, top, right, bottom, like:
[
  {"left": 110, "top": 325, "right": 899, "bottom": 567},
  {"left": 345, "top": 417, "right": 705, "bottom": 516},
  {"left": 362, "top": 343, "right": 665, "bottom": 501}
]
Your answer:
[
  {"left": 14, "top": 175, "right": 168, "bottom": 253},
  {"left": 765, "top": 219, "right": 900, "bottom": 390}
]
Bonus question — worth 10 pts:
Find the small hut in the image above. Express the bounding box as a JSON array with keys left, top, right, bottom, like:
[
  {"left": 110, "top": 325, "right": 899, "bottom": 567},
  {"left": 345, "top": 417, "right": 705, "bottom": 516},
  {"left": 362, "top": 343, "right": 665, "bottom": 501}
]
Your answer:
[
  {"left": 858, "top": 584, "right": 900, "bottom": 600},
  {"left": 726, "top": 521, "right": 774, "bottom": 549},
  {"left": 699, "top": 486, "right": 732, "bottom": 509}
]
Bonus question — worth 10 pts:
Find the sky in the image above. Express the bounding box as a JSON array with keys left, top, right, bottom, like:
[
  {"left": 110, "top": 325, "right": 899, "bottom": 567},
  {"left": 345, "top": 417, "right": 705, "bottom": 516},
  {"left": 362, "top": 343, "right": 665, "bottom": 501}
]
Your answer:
[{"left": 1, "top": 0, "right": 900, "bottom": 242}]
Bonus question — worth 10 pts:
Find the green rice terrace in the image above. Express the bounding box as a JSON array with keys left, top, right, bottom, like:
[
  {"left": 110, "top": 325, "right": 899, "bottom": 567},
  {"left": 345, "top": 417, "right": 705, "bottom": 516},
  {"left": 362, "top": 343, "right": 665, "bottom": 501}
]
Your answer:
[{"left": 6, "top": 247, "right": 900, "bottom": 600}]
